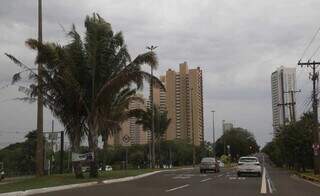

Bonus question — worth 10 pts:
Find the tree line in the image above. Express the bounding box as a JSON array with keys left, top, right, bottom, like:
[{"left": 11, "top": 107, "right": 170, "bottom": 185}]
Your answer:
[
  {"left": 0, "top": 130, "right": 212, "bottom": 176},
  {"left": 262, "top": 112, "right": 314, "bottom": 171}
]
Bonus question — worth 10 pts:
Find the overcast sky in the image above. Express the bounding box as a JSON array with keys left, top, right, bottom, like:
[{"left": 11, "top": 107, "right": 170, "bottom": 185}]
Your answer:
[{"left": 1, "top": 0, "right": 320, "bottom": 148}]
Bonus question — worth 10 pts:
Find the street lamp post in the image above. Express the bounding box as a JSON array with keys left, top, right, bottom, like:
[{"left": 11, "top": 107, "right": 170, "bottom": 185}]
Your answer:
[
  {"left": 146, "top": 45, "right": 158, "bottom": 169},
  {"left": 211, "top": 110, "right": 215, "bottom": 158},
  {"left": 36, "top": 0, "right": 44, "bottom": 177}
]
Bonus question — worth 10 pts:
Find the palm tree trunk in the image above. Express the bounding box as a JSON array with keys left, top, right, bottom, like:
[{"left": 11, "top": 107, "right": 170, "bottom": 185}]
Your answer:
[
  {"left": 88, "top": 121, "right": 99, "bottom": 178},
  {"left": 72, "top": 127, "right": 83, "bottom": 178}
]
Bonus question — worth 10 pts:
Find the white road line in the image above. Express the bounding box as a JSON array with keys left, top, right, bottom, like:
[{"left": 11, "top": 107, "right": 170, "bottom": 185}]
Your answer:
[
  {"left": 165, "top": 184, "right": 190, "bottom": 192},
  {"left": 217, "top": 174, "right": 224, "bottom": 177},
  {"left": 200, "top": 178, "right": 212, "bottom": 183},
  {"left": 260, "top": 167, "right": 267, "bottom": 194},
  {"left": 267, "top": 178, "right": 273, "bottom": 194}
]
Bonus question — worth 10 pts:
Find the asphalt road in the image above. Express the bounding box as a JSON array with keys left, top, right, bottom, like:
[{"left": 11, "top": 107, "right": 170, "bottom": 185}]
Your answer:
[{"left": 35, "top": 158, "right": 320, "bottom": 196}]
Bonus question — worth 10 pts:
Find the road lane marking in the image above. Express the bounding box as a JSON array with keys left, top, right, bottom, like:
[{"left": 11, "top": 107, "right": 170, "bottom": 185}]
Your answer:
[
  {"left": 173, "top": 176, "right": 190, "bottom": 179},
  {"left": 217, "top": 174, "right": 224, "bottom": 177},
  {"left": 260, "top": 167, "right": 267, "bottom": 194},
  {"left": 267, "top": 178, "right": 273, "bottom": 194},
  {"left": 200, "top": 178, "right": 212, "bottom": 183},
  {"left": 165, "top": 184, "right": 190, "bottom": 192}
]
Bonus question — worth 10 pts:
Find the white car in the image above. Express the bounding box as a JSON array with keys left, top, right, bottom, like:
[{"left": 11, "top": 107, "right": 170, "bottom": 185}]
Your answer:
[
  {"left": 0, "top": 162, "right": 4, "bottom": 181},
  {"left": 105, "top": 165, "right": 113, "bottom": 171},
  {"left": 217, "top": 160, "right": 224, "bottom": 168},
  {"left": 99, "top": 165, "right": 113, "bottom": 172},
  {"left": 237, "top": 156, "right": 262, "bottom": 177}
]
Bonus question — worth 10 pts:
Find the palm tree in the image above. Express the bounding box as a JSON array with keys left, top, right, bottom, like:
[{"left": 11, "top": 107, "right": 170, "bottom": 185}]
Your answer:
[
  {"left": 6, "top": 13, "right": 163, "bottom": 178},
  {"left": 130, "top": 104, "right": 171, "bottom": 166}
]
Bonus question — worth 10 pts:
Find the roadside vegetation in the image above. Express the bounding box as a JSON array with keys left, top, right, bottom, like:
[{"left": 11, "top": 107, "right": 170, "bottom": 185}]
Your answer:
[
  {"left": 262, "top": 112, "right": 314, "bottom": 172},
  {"left": 215, "top": 127, "right": 260, "bottom": 162},
  {"left": 5, "top": 13, "right": 163, "bottom": 178},
  {"left": 0, "top": 131, "right": 211, "bottom": 177}
]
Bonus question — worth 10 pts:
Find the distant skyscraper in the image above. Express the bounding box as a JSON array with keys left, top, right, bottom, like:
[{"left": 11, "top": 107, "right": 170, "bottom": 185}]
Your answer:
[
  {"left": 222, "top": 121, "right": 233, "bottom": 133},
  {"left": 158, "top": 62, "right": 204, "bottom": 145},
  {"left": 271, "top": 66, "right": 296, "bottom": 131}
]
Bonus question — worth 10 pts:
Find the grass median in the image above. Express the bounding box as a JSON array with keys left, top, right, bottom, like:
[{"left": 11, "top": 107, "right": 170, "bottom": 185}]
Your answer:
[
  {"left": 298, "top": 171, "right": 320, "bottom": 182},
  {"left": 0, "top": 169, "right": 156, "bottom": 194}
]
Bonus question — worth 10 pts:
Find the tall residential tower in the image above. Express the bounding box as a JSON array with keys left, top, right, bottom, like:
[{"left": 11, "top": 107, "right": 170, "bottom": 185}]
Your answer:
[
  {"left": 160, "top": 62, "right": 204, "bottom": 145},
  {"left": 271, "top": 66, "right": 296, "bottom": 131}
]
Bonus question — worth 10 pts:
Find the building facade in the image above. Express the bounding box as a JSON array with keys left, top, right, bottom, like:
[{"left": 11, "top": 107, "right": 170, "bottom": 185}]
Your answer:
[
  {"left": 222, "top": 121, "right": 233, "bottom": 133},
  {"left": 108, "top": 95, "right": 148, "bottom": 146},
  {"left": 158, "top": 62, "right": 204, "bottom": 145},
  {"left": 271, "top": 66, "right": 296, "bottom": 131}
]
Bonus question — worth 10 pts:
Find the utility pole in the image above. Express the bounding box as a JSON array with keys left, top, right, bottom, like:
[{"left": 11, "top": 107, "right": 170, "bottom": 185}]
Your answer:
[
  {"left": 280, "top": 69, "right": 286, "bottom": 125},
  {"left": 146, "top": 45, "right": 158, "bottom": 169},
  {"left": 222, "top": 120, "right": 226, "bottom": 155},
  {"left": 36, "top": 0, "right": 44, "bottom": 177},
  {"left": 191, "top": 88, "right": 196, "bottom": 167},
  {"left": 283, "top": 90, "right": 301, "bottom": 123},
  {"left": 211, "top": 110, "right": 215, "bottom": 158},
  {"left": 298, "top": 60, "right": 320, "bottom": 174}
]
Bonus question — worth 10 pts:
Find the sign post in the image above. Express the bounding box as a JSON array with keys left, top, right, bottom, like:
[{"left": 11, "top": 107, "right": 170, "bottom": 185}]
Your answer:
[{"left": 122, "top": 135, "right": 130, "bottom": 170}]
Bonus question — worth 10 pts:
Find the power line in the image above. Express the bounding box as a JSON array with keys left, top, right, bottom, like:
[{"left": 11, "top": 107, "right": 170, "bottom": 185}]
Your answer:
[
  {"left": 309, "top": 44, "right": 320, "bottom": 60},
  {"left": 300, "top": 25, "right": 320, "bottom": 60}
]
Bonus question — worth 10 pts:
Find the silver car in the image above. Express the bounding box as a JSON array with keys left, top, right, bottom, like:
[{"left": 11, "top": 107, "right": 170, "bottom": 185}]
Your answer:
[
  {"left": 237, "top": 156, "right": 262, "bottom": 177},
  {"left": 200, "top": 157, "right": 220, "bottom": 173}
]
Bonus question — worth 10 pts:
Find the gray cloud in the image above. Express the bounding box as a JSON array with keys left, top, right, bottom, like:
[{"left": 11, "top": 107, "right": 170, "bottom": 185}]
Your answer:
[{"left": 1, "top": 0, "right": 320, "bottom": 147}]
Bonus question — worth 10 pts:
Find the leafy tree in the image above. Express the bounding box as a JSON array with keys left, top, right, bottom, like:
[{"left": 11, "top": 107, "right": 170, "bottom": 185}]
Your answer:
[
  {"left": 263, "top": 112, "right": 314, "bottom": 171},
  {"left": 0, "top": 131, "right": 38, "bottom": 176},
  {"left": 215, "top": 127, "right": 259, "bottom": 161},
  {"left": 129, "top": 104, "right": 171, "bottom": 166}
]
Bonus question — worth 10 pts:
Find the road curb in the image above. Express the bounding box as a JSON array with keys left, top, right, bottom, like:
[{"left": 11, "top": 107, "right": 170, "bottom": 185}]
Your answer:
[
  {"left": 0, "top": 182, "right": 98, "bottom": 196},
  {"left": 295, "top": 172, "right": 320, "bottom": 183},
  {"left": 0, "top": 168, "right": 193, "bottom": 196}
]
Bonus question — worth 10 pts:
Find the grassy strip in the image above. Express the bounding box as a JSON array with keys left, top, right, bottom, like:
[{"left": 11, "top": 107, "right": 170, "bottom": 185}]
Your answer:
[
  {"left": 0, "top": 169, "right": 156, "bottom": 194},
  {"left": 296, "top": 171, "right": 320, "bottom": 183}
]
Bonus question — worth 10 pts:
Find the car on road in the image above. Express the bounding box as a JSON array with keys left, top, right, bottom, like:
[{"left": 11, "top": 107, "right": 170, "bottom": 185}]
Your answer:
[
  {"left": 200, "top": 157, "right": 220, "bottom": 173},
  {"left": 81, "top": 166, "right": 90, "bottom": 173},
  {"left": 237, "top": 156, "right": 262, "bottom": 177},
  {"left": 0, "top": 162, "right": 4, "bottom": 181},
  {"left": 217, "top": 160, "right": 224, "bottom": 168},
  {"left": 99, "top": 165, "right": 113, "bottom": 172}
]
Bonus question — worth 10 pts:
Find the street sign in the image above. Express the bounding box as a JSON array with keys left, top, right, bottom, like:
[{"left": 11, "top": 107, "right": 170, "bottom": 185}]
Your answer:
[
  {"left": 312, "top": 144, "right": 320, "bottom": 156},
  {"left": 48, "top": 132, "right": 58, "bottom": 140},
  {"left": 122, "top": 135, "right": 130, "bottom": 144},
  {"left": 72, "top": 152, "right": 94, "bottom": 162}
]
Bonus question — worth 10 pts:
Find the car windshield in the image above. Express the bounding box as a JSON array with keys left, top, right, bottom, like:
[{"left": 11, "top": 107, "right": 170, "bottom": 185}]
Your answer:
[
  {"left": 239, "top": 158, "right": 258, "bottom": 162},
  {"left": 201, "top": 158, "right": 215, "bottom": 162}
]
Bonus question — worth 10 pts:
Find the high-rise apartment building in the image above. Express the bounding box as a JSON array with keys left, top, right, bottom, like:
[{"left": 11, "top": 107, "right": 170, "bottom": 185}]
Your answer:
[
  {"left": 157, "top": 62, "right": 204, "bottom": 145},
  {"left": 108, "top": 95, "right": 148, "bottom": 146},
  {"left": 271, "top": 66, "right": 296, "bottom": 131},
  {"left": 222, "top": 121, "right": 233, "bottom": 133}
]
